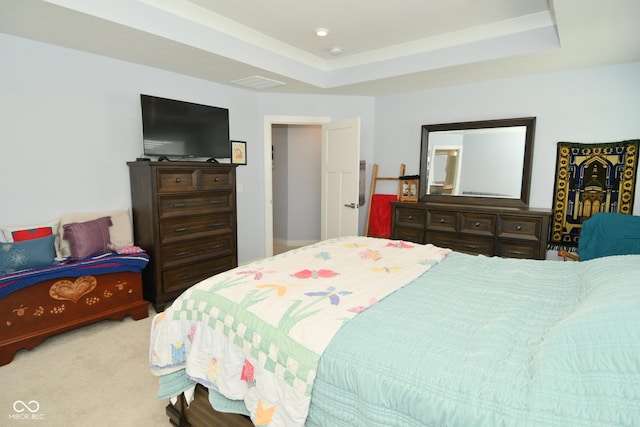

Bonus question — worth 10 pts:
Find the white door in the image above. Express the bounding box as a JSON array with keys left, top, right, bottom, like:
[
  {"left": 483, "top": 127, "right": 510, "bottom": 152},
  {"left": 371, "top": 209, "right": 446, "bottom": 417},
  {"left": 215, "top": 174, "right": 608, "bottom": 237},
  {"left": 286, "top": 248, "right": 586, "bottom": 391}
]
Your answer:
[{"left": 321, "top": 118, "right": 361, "bottom": 239}]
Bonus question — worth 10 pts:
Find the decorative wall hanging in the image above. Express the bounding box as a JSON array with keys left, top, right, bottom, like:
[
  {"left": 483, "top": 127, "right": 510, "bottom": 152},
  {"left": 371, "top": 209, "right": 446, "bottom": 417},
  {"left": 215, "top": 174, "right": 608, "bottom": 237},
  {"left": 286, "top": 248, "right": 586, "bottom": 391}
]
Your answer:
[{"left": 549, "top": 139, "right": 639, "bottom": 250}]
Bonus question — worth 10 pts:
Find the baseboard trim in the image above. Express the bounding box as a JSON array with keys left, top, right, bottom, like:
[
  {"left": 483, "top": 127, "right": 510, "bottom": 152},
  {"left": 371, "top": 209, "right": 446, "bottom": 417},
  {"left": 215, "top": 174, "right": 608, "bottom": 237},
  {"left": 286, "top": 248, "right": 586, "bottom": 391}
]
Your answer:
[{"left": 273, "top": 239, "right": 318, "bottom": 247}]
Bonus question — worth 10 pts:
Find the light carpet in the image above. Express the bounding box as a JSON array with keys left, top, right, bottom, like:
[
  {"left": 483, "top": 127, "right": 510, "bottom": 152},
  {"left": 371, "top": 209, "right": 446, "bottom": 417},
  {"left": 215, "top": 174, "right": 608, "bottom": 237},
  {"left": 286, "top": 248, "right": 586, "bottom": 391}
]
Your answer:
[{"left": 0, "top": 305, "right": 168, "bottom": 426}]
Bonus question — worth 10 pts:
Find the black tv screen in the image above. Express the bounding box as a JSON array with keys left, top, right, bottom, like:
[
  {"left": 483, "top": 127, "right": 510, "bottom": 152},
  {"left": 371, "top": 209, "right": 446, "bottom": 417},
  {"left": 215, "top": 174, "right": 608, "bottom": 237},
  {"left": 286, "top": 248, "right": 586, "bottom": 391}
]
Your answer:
[{"left": 140, "top": 94, "right": 230, "bottom": 159}]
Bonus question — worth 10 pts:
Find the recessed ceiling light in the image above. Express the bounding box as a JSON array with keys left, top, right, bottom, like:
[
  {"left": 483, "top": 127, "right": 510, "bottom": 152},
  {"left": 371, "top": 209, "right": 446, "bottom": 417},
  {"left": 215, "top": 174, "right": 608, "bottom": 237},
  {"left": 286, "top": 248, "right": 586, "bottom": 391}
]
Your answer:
[{"left": 315, "top": 28, "right": 329, "bottom": 37}]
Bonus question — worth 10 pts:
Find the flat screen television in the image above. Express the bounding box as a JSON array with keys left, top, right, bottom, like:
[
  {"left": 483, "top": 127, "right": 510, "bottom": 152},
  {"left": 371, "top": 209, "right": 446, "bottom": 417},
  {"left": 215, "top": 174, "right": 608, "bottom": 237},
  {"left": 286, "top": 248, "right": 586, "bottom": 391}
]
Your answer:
[{"left": 140, "top": 94, "right": 230, "bottom": 160}]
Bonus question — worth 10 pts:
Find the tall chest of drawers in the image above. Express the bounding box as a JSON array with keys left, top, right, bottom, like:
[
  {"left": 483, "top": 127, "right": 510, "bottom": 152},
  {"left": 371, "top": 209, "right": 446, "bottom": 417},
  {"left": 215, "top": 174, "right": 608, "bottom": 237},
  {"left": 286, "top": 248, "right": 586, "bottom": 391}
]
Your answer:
[
  {"left": 391, "top": 202, "right": 551, "bottom": 260},
  {"left": 128, "top": 161, "right": 238, "bottom": 311}
]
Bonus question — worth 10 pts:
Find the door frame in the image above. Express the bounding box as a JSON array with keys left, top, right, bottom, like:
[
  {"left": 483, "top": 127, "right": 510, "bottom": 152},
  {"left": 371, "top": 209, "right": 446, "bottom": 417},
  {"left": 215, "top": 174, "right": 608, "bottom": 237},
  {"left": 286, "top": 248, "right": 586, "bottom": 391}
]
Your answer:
[{"left": 263, "top": 115, "right": 331, "bottom": 257}]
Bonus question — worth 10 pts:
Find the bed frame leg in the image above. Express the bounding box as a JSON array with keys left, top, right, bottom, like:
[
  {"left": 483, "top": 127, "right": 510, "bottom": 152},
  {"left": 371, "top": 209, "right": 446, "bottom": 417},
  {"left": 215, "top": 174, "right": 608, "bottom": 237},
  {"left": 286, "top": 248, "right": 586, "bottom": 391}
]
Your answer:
[
  {"left": 166, "top": 402, "right": 191, "bottom": 427},
  {"left": 163, "top": 386, "right": 254, "bottom": 427}
]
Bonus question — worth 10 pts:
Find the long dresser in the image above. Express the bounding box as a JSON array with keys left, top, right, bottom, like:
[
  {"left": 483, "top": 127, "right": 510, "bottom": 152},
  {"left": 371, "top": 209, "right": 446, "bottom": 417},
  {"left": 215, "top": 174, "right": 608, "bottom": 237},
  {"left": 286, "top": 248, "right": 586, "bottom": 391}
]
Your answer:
[
  {"left": 128, "top": 161, "right": 238, "bottom": 311},
  {"left": 391, "top": 202, "right": 551, "bottom": 260}
]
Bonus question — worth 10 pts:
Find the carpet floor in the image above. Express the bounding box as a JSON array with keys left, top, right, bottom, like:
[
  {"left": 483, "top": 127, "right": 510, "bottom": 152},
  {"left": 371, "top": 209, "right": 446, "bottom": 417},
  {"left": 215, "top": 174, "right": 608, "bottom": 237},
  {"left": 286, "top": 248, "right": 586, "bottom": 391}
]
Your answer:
[{"left": 0, "top": 304, "right": 169, "bottom": 426}]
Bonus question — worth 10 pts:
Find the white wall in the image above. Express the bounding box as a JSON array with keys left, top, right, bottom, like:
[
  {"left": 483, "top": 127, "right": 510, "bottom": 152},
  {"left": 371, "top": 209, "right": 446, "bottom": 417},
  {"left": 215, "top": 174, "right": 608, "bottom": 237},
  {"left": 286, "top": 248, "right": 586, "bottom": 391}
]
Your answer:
[
  {"left": 2, "top": 34, "right": 639, "bottom": 264},
  {"left": 0, "top": 33, "right": 262, "bottom": 263},
  {"left": 0, "top": 34, "right": 375, "bottom": 263},
  {"left": 373, "top": 61, "right": 640, "bottom": 212}
]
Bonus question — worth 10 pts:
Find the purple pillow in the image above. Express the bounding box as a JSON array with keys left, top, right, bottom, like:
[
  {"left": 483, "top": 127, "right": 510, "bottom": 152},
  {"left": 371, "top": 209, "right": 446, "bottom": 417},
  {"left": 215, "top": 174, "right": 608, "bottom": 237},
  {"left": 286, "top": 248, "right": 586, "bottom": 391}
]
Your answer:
[{"left": 62, "top": 216, "right": 113, "bottom": 259}]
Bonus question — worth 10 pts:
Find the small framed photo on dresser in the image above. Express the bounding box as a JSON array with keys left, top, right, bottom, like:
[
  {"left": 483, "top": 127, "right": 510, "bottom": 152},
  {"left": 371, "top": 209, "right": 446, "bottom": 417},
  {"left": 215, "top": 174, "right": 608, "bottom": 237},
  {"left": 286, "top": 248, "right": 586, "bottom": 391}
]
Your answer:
[
  {"left": 231, "top": 140, "right": 247, "bottom": 165},
  {"left": 398, "top": 175, "right": 419, "bottom": 203}
]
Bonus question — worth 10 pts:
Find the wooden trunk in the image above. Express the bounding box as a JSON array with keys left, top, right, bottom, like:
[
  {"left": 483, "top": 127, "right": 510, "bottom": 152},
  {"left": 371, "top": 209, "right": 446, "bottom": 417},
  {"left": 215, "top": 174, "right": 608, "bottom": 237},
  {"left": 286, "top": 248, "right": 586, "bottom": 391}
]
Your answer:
[{"left": 0, "top": 271, "right": 149, "bottom": 366}]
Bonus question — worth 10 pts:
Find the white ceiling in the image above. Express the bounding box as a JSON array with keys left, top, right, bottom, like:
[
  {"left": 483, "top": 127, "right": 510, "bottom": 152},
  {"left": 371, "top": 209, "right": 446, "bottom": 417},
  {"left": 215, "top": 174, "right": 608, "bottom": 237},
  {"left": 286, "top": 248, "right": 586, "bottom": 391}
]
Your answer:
[{"left": 2, "top": 0, "right": 640, "bottom": 96}]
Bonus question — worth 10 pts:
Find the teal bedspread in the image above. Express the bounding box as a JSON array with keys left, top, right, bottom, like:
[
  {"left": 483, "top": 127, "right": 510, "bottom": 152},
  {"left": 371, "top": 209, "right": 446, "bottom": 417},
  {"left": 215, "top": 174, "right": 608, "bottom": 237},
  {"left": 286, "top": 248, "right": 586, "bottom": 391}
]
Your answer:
[
  {"left": 156, "top": 250, "right": 640, "bottom": 426},
  {"left": 308, "top": 252, "right": 640, "bottom": 427}
]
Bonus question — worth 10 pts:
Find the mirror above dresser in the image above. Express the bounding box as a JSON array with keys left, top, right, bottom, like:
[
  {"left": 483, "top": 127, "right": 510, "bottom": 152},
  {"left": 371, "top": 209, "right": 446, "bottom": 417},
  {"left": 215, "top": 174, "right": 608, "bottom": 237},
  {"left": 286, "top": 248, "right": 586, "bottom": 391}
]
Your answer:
[
  {"left": 390, "top": 117, "right": 551, "bottom": 260},
  {"left": 419, "top": 117, "right": 536, "bottom": 208}
]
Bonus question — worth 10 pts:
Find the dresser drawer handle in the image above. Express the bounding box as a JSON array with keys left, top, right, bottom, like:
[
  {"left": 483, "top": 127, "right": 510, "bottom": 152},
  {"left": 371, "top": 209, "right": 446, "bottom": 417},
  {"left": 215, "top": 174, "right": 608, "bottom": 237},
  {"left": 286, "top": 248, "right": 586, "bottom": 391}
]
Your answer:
[
  {"left": 408, "top": 215, "right": 414, "bottom": 220},
  {"left": 516, "top": 225, "right": 522, "bottom": 231},
  {"left": 215, "top": 177, "right": 220, "bottom": 182},
  {"left": 179, "top": 274, "right": 191, "bottom": 280},
  {"left": 210, "top": 222, "right": 225, "bottom": 227},
  {"left": 474, "top": 222, "right": 481, "bottom": 227},
  {"left": 211, "top": 243, "right": 224, "bottom": 249},
  {"left": 172, "top": 202, "right": 186, "bottom": 208},
  {"left": 174, "top": 227, "right": 188, "bottom": 232},
  {"left": 175, "top": 178, "right": 182, "bottom": 183},
  {"left": 464, "top": 243, "right": 481, "bottom": 249},
  {"left": 174, "top": 251, "right": 190, "bottom": 256},
  {"left": 508, "top": 250, "right": 525, "bottom": 255},
  {"left": 209, "top": 200, "right": 223, "bottom": 204},
  {"left": 439, "top": 218, "right": 446, "bottom": 223}
]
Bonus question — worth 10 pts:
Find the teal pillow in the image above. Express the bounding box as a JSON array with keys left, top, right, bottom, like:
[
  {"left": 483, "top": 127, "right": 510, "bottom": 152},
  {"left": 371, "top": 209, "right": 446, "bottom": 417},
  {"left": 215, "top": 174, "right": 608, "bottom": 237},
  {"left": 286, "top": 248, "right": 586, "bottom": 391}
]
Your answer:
[{"left": 0, "top": 235, "right": 56, "bottom": 274}]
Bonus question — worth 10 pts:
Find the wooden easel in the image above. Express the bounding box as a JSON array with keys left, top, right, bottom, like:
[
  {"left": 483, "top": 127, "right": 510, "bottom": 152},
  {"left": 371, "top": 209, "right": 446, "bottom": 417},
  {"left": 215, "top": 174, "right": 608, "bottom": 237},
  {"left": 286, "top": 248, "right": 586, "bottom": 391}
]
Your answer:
[{"left": 365, "top": 163, "right": 406, "bottom": 236}]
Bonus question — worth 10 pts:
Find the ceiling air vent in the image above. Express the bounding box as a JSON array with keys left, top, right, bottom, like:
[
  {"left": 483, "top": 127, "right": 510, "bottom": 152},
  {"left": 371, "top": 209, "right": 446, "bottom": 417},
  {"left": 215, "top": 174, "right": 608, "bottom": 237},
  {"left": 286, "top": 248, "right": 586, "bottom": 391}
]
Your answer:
[{"left": 231, "top": 75, "right": 286, "bottom": 90}]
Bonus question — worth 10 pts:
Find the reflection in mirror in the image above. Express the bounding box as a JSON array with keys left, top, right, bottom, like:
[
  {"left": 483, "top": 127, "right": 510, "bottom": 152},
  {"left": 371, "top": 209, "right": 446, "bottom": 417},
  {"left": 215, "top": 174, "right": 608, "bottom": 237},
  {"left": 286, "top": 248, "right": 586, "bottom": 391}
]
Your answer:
[
  {"left": 419, "top": 117, "right": 536, "bottom": 208},
  {"left": 427, "top": 127, "right": 526, "bottom": 197},
  {"left": 429, "top": 146, "right": 462, "bottom": 195}
]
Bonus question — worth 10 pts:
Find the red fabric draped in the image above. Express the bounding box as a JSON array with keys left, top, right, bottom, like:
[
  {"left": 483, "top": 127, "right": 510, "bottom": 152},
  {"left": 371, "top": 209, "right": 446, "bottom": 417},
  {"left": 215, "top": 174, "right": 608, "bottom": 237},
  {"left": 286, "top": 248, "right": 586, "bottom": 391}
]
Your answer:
[{"left": 368, "top": 194, "right": 397, "bottom": 238}]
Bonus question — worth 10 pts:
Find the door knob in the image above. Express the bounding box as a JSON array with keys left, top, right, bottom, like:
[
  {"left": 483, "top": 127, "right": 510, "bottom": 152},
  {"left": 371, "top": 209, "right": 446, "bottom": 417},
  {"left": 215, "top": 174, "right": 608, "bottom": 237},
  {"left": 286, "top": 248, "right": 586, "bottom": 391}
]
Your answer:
[{"left": 344, "top": 203, "right": 358, "bottom": 209}]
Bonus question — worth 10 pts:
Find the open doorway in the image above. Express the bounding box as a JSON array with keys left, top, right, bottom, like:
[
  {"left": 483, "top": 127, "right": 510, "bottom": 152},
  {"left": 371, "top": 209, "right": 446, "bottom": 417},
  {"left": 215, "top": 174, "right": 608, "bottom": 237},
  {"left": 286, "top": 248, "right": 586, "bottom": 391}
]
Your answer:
[
  {"left": 271, "top": 124, "right": 322, "bottom": 255},
  {"left": 263, "top": 116, "right": 331, "bottom": 257}
]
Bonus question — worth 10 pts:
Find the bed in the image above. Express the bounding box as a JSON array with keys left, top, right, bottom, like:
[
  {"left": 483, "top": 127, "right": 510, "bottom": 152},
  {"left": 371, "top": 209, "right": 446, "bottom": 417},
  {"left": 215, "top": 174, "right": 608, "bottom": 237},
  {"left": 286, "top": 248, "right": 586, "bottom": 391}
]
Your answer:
[{"left": 149, "top": 236, "right": 640, "bottom": 427}]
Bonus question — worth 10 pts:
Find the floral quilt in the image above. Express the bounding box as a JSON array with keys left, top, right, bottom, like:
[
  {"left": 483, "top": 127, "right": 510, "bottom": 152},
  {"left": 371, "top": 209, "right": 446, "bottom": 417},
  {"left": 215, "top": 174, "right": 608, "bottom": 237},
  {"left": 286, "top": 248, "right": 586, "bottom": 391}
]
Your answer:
[{"left": 150, "top": 236, "right": 450, "bottom": 426}]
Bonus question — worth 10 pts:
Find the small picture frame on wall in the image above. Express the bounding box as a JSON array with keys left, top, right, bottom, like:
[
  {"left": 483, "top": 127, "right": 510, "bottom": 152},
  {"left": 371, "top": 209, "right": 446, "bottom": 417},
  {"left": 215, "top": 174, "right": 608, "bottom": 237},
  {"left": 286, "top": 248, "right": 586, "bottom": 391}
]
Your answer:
[
  {"left": 398, "top": 175, "right": 420, "bottom": 203},
  {"left": 231, "top": 140, "right": 247, "bottom": 165}
]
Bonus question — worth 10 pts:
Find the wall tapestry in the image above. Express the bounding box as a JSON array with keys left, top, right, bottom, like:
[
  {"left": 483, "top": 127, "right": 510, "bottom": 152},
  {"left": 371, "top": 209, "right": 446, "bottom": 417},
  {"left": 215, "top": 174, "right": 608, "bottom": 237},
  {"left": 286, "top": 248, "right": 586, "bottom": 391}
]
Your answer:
[{"left": 549, "top": 139, "right": 639, "bottom": 250}]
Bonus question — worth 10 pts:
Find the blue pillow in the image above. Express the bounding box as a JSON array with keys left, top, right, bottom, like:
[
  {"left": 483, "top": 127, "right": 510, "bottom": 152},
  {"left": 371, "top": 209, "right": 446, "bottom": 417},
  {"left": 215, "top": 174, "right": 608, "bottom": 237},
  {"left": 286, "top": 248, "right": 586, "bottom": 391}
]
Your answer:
[{"left": 0, "top": 235, "right": 56, "bottom": 274}]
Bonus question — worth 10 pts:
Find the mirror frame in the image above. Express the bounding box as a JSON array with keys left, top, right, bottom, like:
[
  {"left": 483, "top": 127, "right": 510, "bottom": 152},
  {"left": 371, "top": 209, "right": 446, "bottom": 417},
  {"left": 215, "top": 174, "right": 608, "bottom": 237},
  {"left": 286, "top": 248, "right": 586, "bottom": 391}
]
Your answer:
[{"left": 419, "top": 117, "right": 536, "bottom": 208}]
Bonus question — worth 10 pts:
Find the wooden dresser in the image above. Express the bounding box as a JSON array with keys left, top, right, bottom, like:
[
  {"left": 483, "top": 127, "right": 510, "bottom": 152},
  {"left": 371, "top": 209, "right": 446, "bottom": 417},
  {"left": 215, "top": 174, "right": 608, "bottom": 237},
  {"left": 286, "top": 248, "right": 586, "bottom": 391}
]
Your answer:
[
  {"left": 391, "top": 202, "right": 551, "bottom": 259},
  {"left": 128, "top": 161, "right": 238, "bottom": 311}
]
